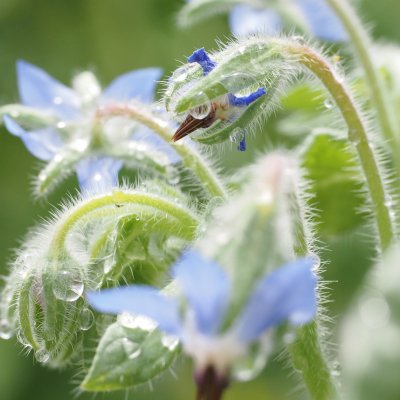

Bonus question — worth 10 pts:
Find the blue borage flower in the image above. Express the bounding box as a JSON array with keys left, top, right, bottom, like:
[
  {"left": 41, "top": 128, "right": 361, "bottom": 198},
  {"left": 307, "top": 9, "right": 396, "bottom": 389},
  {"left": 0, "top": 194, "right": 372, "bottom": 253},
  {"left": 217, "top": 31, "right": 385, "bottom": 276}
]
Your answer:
[
  {"left": 88, "top": 250, "right": 317, "bottom": 398},
  {"left": 228, "top": 1, "right": 348, "bottom": 42},
  {"left": 3, "top": 61, "right": 179, "bottom": 192},
  {"left": 172, "top": 48, "right": 266, "bottom": 152}
]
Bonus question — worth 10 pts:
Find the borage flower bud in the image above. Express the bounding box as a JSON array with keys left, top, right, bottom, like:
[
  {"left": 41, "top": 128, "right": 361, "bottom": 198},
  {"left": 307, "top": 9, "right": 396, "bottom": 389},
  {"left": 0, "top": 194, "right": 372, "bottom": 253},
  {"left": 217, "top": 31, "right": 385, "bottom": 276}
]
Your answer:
[
  {"left": 88, "top": 250, "right": 318, "bottom": 399},
  {"left": 0, "top": 185, "right": 199, "bottom": 368},
  {"left": 166, "top": 48, "right": 272, "bottom": 148}
]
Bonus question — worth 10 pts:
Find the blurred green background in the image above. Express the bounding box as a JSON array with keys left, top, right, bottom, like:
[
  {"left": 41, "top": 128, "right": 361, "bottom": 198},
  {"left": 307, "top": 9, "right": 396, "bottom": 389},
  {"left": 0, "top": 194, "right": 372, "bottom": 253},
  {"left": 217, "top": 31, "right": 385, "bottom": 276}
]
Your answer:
[{"left": 0, "top": 0, "right": 398, "bottom": 399}]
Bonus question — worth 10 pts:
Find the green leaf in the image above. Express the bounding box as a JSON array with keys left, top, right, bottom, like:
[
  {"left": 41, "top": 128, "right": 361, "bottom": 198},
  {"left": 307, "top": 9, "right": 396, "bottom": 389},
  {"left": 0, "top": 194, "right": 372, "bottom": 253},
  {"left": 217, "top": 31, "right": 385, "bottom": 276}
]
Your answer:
[
  {"left": 301, "top": 133, "right": 366, "bottom": 236},
  {"left": 81, "top": 317, "right": 180, "bottom": 391}
]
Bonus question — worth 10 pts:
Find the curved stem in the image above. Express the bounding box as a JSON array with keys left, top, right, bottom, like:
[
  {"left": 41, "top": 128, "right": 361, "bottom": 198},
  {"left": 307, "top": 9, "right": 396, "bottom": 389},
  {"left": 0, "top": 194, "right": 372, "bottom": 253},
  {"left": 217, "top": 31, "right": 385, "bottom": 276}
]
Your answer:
[
  {"left": 325, "top": 0, "right": 400, "bottom": 154},
  {"left": 50, "top": 189, "right": 199, "bottom": 253},
  {"left": 282, "top": 40, "right": 395, "bottom": 251},
  {"left": 97, "top": 104, "right": 227, "bottom": 198}
]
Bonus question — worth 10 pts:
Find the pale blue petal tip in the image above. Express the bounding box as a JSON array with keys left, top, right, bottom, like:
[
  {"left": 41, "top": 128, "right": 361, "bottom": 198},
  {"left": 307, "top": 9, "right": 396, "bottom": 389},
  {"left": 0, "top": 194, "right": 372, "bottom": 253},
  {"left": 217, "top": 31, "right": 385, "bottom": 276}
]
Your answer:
[
  {"left": 3, "top": 115, "right": 63, "bottom": 161},
  {"left": 296, "top": 0, "right": 348, "bottom": 42},
  {"left": 102, "top": 67, "right": 163, "bottom": 103},
  {"left": 234, "top": 258, "right": 317, "bottom": 343},
  {"left": 87, "top": 286, "right": 182, "bottom": 336},
  {"left": 229, "top": 5, "right": 281, "bottom": 37},
  {"left": 17, "top": 60, "right": 81, "bottom": 120},
  {"left": 173, "top": 249, "right": 230, "bottom": 335},
  {"left": 76, "top": 156, "right": 123, "bottom": 192}
]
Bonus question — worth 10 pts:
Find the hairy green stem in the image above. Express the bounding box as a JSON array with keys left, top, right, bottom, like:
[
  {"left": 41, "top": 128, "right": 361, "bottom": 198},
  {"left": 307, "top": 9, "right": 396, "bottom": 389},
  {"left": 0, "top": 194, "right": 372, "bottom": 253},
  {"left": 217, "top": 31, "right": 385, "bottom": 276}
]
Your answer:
[
  {"left": 283, "top": 40, "right": 395, "bottom": 251},
  {"left": 286, "top": 175, "right": 340, "bottom": 400},
  {"left": 97, "top": 104, "right": 227, "bottom": 198},
  {"left": 325, "top": 0, "right": 400, "bottom": 155},
  {"left": 50, "top": 189, "right": 199, "bottom": 254}
]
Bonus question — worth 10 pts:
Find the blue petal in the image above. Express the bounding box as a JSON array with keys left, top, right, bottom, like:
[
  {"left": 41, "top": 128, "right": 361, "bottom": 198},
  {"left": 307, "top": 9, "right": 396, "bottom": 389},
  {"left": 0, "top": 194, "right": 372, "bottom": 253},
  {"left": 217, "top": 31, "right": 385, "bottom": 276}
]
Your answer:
[
  {"left": 187, "top": 48, "right": 217, "bottom": 76},
  {"left": 3, "top": 115, "right": 63, "bottom": 161},
  {"left": 228, "top": 88, "right": 266, "bottom": 107},
  {"left": 102, "top": 68, "right": 163, "bottom": 103},
  {"left": 229, "top": 5, "right": 281, "bottom": 37},
  {"left": 132, "top": 127, "right": 180, "bottom": 164},
  {"left": 87, "top": 286, "right": 182, "bottom": 336},
  {"left": 17, "top": 60, "right": 81, "bottom": 120},
  {"left": 76, "top": 156, "right": 122, "bottom": 192},
  {"left": 296, "top": 0, "right": 348, "bottom": 42},
  {"left": 173, "top": 250, "right": 230, "bottom": 335},
  {"left": 233, "top": 258, "right": 317, "bottom": 344}
]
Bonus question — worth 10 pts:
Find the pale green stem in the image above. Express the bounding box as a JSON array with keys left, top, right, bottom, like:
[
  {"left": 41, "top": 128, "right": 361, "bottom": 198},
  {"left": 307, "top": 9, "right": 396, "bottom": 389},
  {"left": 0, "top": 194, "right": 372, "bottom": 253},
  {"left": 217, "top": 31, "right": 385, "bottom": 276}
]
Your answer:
[
  {"left": 288, "top": 189, "right": 341, "bottom": 400},
  {"left": 50, "top": 189, "right": 199, "bottom": 254},
  {"left": 96, "top": 104, "right": 227, "bottom": 198},
  {"left": 325, "top": 0, "right": 400, "bottom": 155},
  {"left": 282, "top": 40, "right": 395, "bottom": 251}
]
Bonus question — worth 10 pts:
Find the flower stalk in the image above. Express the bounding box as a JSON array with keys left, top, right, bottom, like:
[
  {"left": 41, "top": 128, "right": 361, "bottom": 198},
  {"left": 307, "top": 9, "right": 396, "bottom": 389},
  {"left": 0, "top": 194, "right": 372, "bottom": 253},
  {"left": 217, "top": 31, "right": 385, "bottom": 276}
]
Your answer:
[
  {"left": 325, "top": 0, "right": 400, "bottom": 157},
  {"left": 283, "top": 40, "right": 395, "bottom": 251},
  {"left": 96, "top": 104, "right": 227, "bottom": 199}
]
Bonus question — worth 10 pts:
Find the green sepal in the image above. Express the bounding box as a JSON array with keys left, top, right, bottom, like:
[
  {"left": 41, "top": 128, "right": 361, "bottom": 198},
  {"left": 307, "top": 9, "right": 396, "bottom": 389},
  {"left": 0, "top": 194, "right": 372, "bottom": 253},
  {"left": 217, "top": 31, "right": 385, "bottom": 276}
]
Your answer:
[
  {"left": 81, "top": 318, "right": 180, "bottom": 391},
  {"left": 0, "top": 104, "right": 57, "bottom": 129}
]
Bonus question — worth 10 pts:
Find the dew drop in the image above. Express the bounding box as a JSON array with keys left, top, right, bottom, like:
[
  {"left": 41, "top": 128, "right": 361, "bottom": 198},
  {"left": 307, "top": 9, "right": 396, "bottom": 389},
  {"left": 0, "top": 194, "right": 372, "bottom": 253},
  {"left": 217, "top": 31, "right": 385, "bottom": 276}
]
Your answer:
[
  {"left": 384, "top": 195, "right": 395, "bottom": 208},
  {"left": 118, "top": 312, "right": 157, "bottom": 331},
  {"left": 35, "top": 348, "right": 50, "bottom": 363},
  {"left": 283, "top": 332, "right": 296, "bottom": 345},
  {"left": 53, "top": 96, "right": 63, "bottom": 105},
  {"left": 16, "top": 329, "right": 30, "bottom": 347},
  {"left": 189, "top": 101, "right": 211, "bottom": 120},
  {"left": 171, "top": 64, "right": 198, "bottom": 83},
  {"left": 54, "top": 154, "right": 63, "bottom": 163},
  {"left": 161, "top": 335, "right": 179, "bottom": 351},
  {"left": 174, "top": 70, "right": 188, "bottom": 83},
  {"left": 38, "top": 172, "right": 47, "bottom": 182},
  {"left": 52, "top": 270, "right": 84, "bottom": 302},
  {"left": 80, "top": 307, "right": 94, "bottom": 331},
  {"left": 70, "top": 138, "right": 89, "bottom": 153},
  {"left": 0, "top": 318, "right": 13, "bottom": 340},
  {"left": 190, "top": 91, "right": 211, "bottom": 114},
  {"left": 324, "top": 99, "right": 334, "bottom": 109}
]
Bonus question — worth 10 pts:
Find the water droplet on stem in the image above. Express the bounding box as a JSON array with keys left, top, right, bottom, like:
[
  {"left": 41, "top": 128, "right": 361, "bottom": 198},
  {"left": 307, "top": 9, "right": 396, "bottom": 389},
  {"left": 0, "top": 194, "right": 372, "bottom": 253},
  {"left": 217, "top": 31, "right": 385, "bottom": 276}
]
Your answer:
[{"left": 52, "top": 270, "right": 84, "bottom": 302}]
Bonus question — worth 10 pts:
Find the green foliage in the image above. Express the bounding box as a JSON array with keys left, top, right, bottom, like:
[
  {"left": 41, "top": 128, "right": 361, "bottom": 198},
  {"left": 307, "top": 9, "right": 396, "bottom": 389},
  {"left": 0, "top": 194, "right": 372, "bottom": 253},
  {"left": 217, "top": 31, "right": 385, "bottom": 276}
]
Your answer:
[
  {"left": 301, "top": 133, "right": 366, "bottom": 236},
  {"left": 82, "top": 317, "right": 180, "bottom": 391}
]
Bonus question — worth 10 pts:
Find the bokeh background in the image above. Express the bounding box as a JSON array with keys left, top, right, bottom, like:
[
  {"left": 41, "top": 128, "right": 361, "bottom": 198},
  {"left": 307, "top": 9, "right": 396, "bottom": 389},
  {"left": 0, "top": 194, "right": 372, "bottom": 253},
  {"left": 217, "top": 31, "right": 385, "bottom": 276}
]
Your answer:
[{"left": 0, "top": 0, "right": 398, "bottom": 399}]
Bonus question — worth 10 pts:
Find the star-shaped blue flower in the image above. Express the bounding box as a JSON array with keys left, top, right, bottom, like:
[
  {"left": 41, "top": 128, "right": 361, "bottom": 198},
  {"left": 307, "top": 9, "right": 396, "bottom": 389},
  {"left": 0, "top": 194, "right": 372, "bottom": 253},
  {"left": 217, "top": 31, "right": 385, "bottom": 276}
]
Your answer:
[
  {"left": 229, "top": 0, "right": 348, "bottom": 42},
  {"left": 88, "top": 250, "right": 317, "bottom": 379},
  {"left": 4, "top": 61, "right": 179, "bottom": 192}
]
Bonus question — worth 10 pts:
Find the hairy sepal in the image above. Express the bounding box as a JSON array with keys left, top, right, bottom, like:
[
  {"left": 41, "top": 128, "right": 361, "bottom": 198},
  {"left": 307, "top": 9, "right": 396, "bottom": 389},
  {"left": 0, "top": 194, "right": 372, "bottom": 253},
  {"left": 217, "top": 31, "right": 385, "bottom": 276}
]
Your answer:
[{"left": 81, "top": 315, "right": 180, "bottom": 391}]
